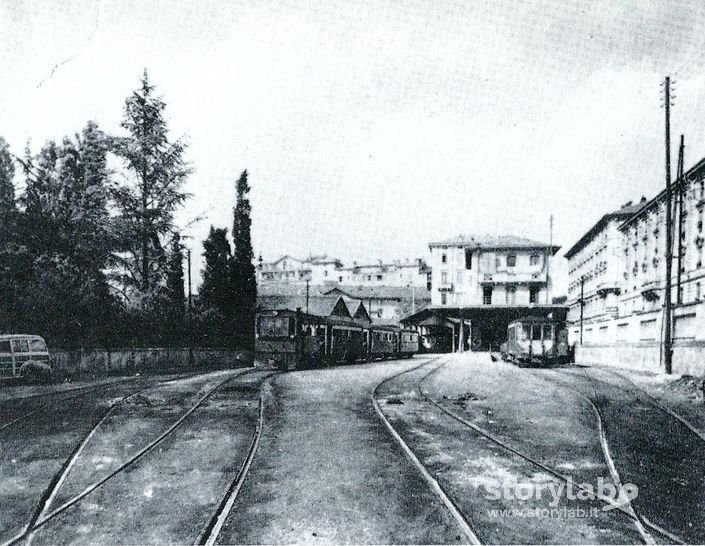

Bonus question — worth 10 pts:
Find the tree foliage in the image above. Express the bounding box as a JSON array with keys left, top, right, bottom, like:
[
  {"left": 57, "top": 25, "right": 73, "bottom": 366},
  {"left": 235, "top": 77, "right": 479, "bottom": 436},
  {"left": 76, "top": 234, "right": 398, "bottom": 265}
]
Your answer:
[
  {"left": 231, "top": 170, "right": 257, "bottom": 348},
  {"left": 111, "top": 70, "right": 191, "bottom": 302}
]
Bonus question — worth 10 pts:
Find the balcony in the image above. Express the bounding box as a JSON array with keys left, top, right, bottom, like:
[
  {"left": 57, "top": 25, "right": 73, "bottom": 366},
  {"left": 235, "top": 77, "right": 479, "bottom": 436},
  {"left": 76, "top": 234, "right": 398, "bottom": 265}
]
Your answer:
[
  {"left": 480, "top": 271, "right": 547, "bottom": 285},
  {"left": 438, "top": 283, "right": 454, "bottom": 293},
  {"left": 596, "top": 281, "right": 621, "bottom": 297}
]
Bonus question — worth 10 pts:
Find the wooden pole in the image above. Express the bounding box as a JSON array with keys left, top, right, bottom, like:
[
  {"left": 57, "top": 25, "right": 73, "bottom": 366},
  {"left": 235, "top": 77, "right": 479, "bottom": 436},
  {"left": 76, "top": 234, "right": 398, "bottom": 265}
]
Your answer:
[{"left": 664, "top": 76, "right": 673, "bottom": 375}]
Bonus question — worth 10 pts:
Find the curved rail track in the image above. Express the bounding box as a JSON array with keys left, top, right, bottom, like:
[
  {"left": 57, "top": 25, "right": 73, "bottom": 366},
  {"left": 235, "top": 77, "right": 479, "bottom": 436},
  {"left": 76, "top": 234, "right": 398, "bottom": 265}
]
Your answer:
[
  {"left": 371, "top": 357, "right": 482, "bottom": 545},
  {"left": 4, "top": 369, "right": 258, "bottom": 546},
  {"left": 376, "top": 356, "right": 692, "bottom": 545},
  {"left": 194, "top": 373, "right": 272, "bottom": 546}
]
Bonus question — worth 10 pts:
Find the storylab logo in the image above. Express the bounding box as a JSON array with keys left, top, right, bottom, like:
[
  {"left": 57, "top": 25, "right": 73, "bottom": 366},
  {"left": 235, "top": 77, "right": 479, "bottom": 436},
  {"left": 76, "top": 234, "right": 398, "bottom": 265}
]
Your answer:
[{"left": 483, "top": 477, "right": 638, "bottom": 514}]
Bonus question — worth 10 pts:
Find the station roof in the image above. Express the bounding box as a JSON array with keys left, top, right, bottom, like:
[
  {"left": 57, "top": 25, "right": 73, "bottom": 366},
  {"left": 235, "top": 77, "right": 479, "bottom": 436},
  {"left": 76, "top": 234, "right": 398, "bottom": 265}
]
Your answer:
[
  {"left": 429, "top": 234, "right": 560, "bottom": 254},
  {"left": 564, "top": 202, "right": 645, "bottom": 259},
  {"left": 257, "top": 295, "right": 352, "bottom": 320}
]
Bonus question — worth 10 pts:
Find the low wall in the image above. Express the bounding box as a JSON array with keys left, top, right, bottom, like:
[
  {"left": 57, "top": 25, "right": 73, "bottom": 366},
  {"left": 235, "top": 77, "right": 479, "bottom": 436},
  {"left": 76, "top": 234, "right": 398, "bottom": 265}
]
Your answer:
[
  {"left": 51, "top": 348, "right": 252, "bottom": 378},
  {"left": 575, "top": 341, "right": 705, "bottom": 376}
]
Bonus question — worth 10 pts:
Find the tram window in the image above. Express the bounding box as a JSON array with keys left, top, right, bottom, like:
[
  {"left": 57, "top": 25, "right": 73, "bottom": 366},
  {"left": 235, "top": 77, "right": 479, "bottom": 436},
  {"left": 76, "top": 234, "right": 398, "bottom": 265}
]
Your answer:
[
  {"left": 522, "top": 325, "right": 531, "bottom": 340},
  {"left": 542, "top": 325, "right": 553, "bottom": 340},
  {"left": 258, "top": 316, "right": 292, "bottom": 337},
  {"left": 11, "top": 339, "right": 29, "bottom": 353},
  {"left": 532, "top": 325, "right": 542, "bottom": 340},
  {"left": 0, "top": 341, "right": 10, "bottom": 353}
]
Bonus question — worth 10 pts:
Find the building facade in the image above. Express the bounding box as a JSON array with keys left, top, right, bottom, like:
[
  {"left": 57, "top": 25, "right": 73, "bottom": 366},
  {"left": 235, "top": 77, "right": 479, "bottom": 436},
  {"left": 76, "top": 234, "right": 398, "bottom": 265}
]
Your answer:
[
  {"left": 258, "top": 255, "right": 430, "bottom": 288},
  {"left": 429, "top": 235, "right": 559, "bottom": 307},
  {"left": 402, "top": 234, "right": 565, "bottom": 353},
  {"left": 565, "top": 202, "right": 645, "bottom": 337},
  {"left": 565, "top": 157, "right": 705, "bottom": 376}
]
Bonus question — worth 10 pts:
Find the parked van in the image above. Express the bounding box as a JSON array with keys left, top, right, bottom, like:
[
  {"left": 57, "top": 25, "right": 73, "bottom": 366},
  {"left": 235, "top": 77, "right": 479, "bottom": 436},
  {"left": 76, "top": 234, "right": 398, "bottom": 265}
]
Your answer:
[{"left": 0, "top": 335, "right": 53, "bottom": 382}]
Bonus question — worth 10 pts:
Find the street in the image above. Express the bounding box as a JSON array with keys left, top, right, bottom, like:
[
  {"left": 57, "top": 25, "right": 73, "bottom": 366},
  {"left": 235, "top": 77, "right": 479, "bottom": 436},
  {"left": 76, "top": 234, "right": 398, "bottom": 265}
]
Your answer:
[{"left": 1, "top": 356, "right": 704, "bottom": 545}]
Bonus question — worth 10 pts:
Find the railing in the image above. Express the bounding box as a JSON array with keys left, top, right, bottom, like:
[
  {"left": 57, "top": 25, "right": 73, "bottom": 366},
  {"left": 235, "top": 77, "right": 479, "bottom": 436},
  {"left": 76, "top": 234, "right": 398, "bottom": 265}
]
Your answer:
[{"left": 480, "top": 271, "right": 547, "bottom": 284}]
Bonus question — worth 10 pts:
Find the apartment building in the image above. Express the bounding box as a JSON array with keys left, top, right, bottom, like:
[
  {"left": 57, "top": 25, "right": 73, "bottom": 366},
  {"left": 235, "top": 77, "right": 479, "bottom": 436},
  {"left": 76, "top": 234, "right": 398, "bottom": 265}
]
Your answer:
[
  {"left": 565, "top": 155, "right": 705, "bottom": 375},
  {"left": 565, "top": 202, "right": 645, "bottom": 337},
  {"left": 428, "top": 234, "right": 558, "bottom": 307},
  {"left": 402, "top": 235, "right": 565, "bottom": 352}
]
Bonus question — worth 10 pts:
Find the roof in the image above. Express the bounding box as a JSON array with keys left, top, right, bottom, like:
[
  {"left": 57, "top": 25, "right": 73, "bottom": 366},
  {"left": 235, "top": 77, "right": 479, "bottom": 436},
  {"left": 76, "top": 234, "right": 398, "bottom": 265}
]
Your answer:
[
  {"left": 564, "top": 203, "right": 645, "bottom": 259},
  {"left": 257, "top": 295, "right": 352, "bottom": 319},
  {"left": 620, "top": 155, "right": 705, "bottom": 230},
  {"left": 306, "top": 255, "right": 341, "bottom": 265},
  {"left": 323, "top": 285, "right": 431, "bottom": 301},
  {"left": 347, "top": 301, "right": 372, "bottom": 324},
  {"left": 429, "top": 234, "right": 560, "bottom": 254},
  {"left": 258, "top": 283, "right": 331, "bottom": 297}
]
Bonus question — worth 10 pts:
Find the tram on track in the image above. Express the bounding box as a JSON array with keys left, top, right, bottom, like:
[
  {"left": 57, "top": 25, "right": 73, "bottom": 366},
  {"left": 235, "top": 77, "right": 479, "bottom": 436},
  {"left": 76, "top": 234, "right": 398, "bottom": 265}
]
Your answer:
[
  {"left": 255, "top": 308, "right": 419, "bottom": 370},
  {"left": 499, "top": 316, "right": 570, "bottom": 367}
]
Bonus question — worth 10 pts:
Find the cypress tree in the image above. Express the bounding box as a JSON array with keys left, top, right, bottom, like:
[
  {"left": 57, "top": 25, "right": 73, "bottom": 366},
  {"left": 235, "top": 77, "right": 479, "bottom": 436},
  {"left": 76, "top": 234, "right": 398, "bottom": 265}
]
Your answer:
[{"left": 231, "top": 170, "right": 257, "bottom": 349}]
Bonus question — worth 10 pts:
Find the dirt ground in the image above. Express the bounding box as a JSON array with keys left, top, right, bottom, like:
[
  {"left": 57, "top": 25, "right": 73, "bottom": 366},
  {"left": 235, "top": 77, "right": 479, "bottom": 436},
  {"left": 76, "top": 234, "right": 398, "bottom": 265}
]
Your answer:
[
  {"left": 215, "top": 357, "right": 465, "bottom": 545},
  {"left": 3, "top": 354, "right": 704, "bottom": 545}
]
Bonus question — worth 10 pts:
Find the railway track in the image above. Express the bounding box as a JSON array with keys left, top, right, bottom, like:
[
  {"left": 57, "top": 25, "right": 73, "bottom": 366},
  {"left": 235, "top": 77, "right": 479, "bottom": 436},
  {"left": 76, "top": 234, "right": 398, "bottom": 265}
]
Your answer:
[
  {"left": 534, "top": 366, "right": 705, "bottom": 544},
  {"left": 0, "top": 379, "right": 137, "bottom": 432},
  {"left": 371, "top": 357, "right": 482, "bottom": 545},
  {"left": 375, "top": 356, "right": 694, "bottom": 545},
  {"left": 3, "top": 369, "right": 258, "bottom": 546},
  {"left": 194, "top": 372, "right": 273, "bottom": 546}
]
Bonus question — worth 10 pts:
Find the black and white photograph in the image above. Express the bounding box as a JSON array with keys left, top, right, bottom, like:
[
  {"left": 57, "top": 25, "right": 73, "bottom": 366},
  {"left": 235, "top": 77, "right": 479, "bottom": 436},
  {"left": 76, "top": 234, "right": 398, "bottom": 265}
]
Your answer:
[{"left": 2, "top": 1, "right": 705, "bottom": 544}]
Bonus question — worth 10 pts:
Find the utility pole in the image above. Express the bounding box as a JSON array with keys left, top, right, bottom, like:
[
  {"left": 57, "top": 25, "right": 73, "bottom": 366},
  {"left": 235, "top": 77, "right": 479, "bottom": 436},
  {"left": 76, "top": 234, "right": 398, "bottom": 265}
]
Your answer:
[
  {"left": 663, "top": 76, "right": 674, "bottom": 375},
  {"left": 579, "top": 275, "right": 585, "bottom": 345},
  {"left": 187, "top": 248, "right": 193, "bottom": 366},
  {"left": 676, "top": 135, "right": 685, "bottom": 305},
  {"left": 547, "top": 214, "right": 553, "bottom": 304},
  {"left": 306, "top": 279, "right": 310, "bottom": 314}
]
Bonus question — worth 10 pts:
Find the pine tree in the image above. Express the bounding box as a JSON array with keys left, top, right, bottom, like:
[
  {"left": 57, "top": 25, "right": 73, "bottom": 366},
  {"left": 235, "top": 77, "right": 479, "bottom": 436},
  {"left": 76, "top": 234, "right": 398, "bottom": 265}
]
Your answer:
[
  {"left": 231, "top": 170, "right": 257, "bottom": 349},
  {"left": 111, "top": 70, "right": 191, "bottom": 301}
]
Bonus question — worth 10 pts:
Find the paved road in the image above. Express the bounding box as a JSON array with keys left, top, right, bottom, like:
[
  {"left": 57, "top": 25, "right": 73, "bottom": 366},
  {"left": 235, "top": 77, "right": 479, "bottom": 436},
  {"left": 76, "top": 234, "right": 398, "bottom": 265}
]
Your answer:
[{"left": 216, "top": 358, "right": 465, "bottom": 545}]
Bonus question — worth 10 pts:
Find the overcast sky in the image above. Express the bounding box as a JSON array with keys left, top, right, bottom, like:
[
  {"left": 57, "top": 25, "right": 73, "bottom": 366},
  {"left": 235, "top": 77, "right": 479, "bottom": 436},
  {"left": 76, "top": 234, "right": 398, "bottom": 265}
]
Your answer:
[{"left": 3, "top": 0, "right": 705, "bottom": 293}]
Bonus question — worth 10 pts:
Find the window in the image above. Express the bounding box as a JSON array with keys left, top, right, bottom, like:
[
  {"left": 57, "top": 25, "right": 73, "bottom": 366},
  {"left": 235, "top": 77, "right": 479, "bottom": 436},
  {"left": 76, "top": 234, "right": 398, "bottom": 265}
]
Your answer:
[
  {"left": 530, "top": 254, "right": 540, "bottom": 266},
  {"left": 483, "top": 286, "right": 493, "bottom": 305},
  {"left": 0, "top": 341, "right": 11, "bottom": 353},
  {"left": 324, "top": 270, "right": 328, "bottom": 277},
  {"left": 465, "top": 249, "right": 472, "bottom": 269},
  {"left": 529, "top": 287, "right": 540, "bottom": 304},
  {"left": 456, "top": 271, "right": 463, "bottom": 284},
  {"left": 29, "top": 339, "right": 47, "bottom": 352},
  {"left": 441, "top": 253, "right": 447, "bottom": 264},
  {"left": 441, "top": 292, "right": 447, "bottom": 305},
  {"left": 338, "top": 276, "right": 343, "bottom": 282},
  {"left": 505, "top": 286, "right": 516, "bottom": 304},
  {"left": 441, "top": 271, "right": 448, "bottom": 284},
  {"left": 507, "top": 255, "right": 516, "bottom": 267},
  {"left": 376, "top": 275, "right": 383, "bottom": 281},
  {"left": 11, "top": 339, "right": 29, "bottom": 353},
  {"left": 542, "top": 325, "right": 553, "bottom": 340},
  {"left": 257, "top": 316, "right": 293, "bottom": 337},
  {"left": 532, "top": 325, "right": 542, "bottom": 341}
]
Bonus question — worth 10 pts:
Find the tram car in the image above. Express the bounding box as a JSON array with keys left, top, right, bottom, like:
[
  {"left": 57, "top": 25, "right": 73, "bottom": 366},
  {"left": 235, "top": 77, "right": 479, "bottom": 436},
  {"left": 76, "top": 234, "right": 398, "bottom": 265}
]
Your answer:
[
  {"left": 255, "top": 309, "right": 419, "bottom": 370},
  {"left": 499, "top": 316, "right": 570, "bottom": 367}
]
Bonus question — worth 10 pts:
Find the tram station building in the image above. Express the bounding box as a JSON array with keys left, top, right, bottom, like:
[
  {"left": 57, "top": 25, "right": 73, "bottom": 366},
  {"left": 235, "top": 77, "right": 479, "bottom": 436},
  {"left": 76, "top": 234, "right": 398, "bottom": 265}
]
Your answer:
[{"left": 402, "top": 234, "right": 566, "bottom": 352}]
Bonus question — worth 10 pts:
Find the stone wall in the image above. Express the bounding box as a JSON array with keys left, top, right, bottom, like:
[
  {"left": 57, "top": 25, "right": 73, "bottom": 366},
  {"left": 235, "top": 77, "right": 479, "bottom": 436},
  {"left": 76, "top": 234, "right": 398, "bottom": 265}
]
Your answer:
[
  {"left": 575, "top": 340, "right": 705, "bottom": 376},
  {"left": 51, "top": 348, "right": 252, "bottom": 378}
]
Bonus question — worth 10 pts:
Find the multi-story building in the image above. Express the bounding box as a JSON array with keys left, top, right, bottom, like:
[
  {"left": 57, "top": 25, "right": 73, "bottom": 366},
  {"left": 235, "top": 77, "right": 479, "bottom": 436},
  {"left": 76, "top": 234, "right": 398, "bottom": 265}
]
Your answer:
[
  {"left": 402, "top": 235, "right": 565, "bottom": 352},
  {"left": 428, "top": 235, "right": 558, "bottom": 307},
  {"left": 258, "top": 255, "right": 430, "bottom": 288},
  {"left": 565, "top": 201, "right": 645, "bottom": 337},
  {"left": 257, "top": 255, "right": 342, "bottom": 285},
  {"left": 339, "top": 259, "right": 429, "bottom": 288},
  {"left": 565, "top": 155, "right": 705, "bottom": 375}
]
